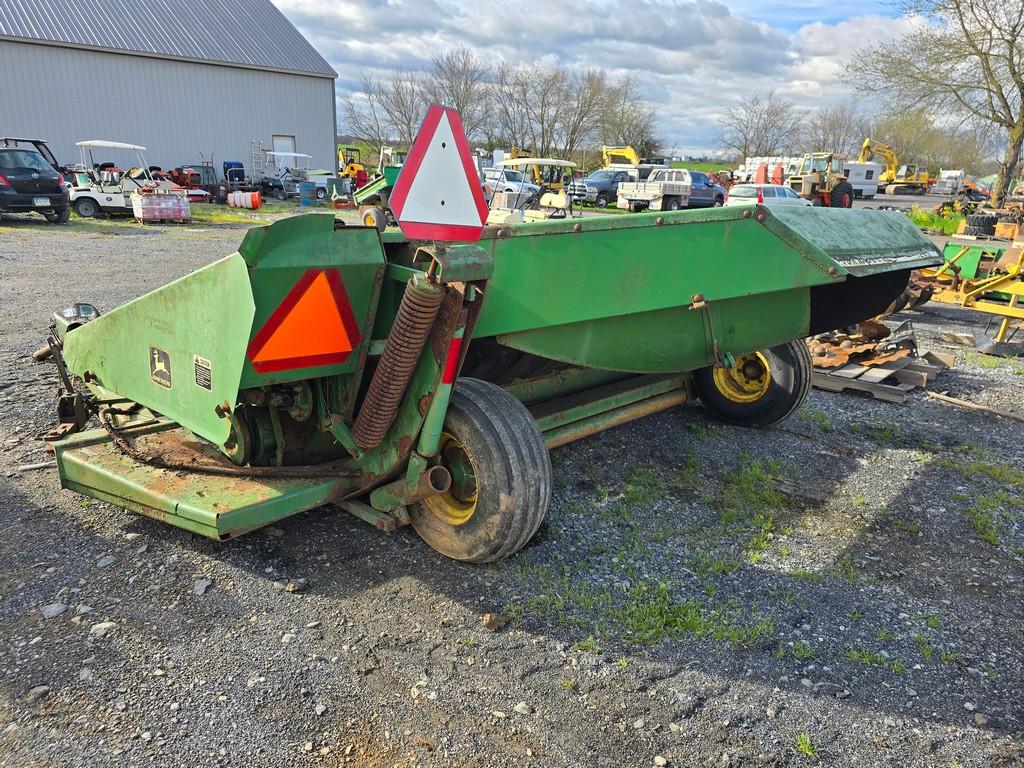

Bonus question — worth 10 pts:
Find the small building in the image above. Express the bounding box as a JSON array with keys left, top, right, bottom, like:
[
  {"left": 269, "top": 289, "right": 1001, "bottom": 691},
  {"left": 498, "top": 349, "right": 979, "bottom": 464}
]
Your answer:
[{"left": 0, "top": 0, "right": 337, "bottom": 174}]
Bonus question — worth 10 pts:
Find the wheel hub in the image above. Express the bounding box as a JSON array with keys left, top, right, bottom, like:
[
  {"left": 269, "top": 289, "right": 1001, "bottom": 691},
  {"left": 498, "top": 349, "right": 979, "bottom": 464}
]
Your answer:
[
  {"left": 712, "top": 352, "right": 771, "bottom": 403},
  {"left": 424, "top": 432, "right": 478, "bottom": 525}
]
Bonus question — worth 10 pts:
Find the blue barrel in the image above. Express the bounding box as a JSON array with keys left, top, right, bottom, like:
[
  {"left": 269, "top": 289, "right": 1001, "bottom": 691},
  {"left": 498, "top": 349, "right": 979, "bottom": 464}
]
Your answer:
[{"left": 298, "top": 182, "right": 317, "bottom": 206}]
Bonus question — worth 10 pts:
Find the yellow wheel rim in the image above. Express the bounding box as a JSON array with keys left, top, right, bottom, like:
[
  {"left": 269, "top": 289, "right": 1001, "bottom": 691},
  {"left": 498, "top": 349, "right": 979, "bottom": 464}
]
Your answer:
[
  {"left": 422, "top": 432, "right": 478, "bottom": 526},
  {"left": 362, "top": 211, "right": 377, "bottom": 227},
  {"left": 712, "top": 352, "right": 771, "bottom": 404}
]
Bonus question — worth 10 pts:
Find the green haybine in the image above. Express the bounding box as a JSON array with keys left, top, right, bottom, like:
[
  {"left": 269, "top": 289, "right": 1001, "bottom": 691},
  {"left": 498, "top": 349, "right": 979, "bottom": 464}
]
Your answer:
[{"left": 49, "top": 205, "right": 940, "bottom": 561}]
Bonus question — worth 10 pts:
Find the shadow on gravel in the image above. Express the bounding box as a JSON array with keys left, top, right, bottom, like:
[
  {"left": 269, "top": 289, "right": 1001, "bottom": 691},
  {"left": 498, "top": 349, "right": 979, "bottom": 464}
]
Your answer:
[{"left": 1, "top": 370, "right": 1021, "bottom": 764}]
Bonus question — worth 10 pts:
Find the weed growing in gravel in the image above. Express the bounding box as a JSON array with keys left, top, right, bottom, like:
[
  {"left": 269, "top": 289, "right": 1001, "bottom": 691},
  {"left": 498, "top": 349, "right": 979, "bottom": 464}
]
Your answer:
[
  {"left": 687, "top": 423, "right": 720, "bottom": 439},
  {"left": 892, "top": 517, "right": 921, "bottom": 536},
  {"left": 852, "top": 495, "right": 867, "bottom": 507},
  {"left": 877, "top": 629, "right": 894, "bottom": 641},
  {"left": 866, "top": 423, "right": 906, "bottom": 447},
  {"left": 890, "top": 659, "right": 907, "bottom": 674},
  {"left": 798, "top": 406, "right": 833, "bottom": 432},
  {"left": 844, "top": 645, "right": 888, "bottom": 666},
  {"left": 849, "top": 609, "right": 863, "bottom": 622},
  {"left": 558, "top": 678, "right": 577, "bottom": 690},
  {"left": 572, "top": 635, "right": 602, "bottom": 654},
  {"left": 614, "top": 656, "right": 629, "bottom": 670},
  {"left": 616, "top": 581, "right": 774, "bottom": 647},
  {"left": 967, "top": 352, "right": 1005, "bottom": 370},
  {"left": 963, "top": 495, "right": 1005, "bottom": 545},
  {"left": 795, "top": 732, "right": 820, "bottom": 758},
  {"left": 676, "top": 451, "right": 701, "bottom": 489},
  {"left": 939, "top": 447, "right": 1024, "bottom": 488},
  {"left": 791, "top": 569, "right": 825, "bottom": 583},
  {"left": 925, "top": 614, "right": 941, "bottom": 630},
  {"left": 792, "top": 641, "right": 816, "bottom": 660},
  {"left": 831, "top": 555, "right": 859, "bottom": 582},
  {"left": 690, "top": 549, "right": 742, "bottom": 579},
  {"left": 913, "top": 632, "right": 935, "bottom": 659},
  {"left": 622, "top": 466, "right": 666, "bottom": 505}
]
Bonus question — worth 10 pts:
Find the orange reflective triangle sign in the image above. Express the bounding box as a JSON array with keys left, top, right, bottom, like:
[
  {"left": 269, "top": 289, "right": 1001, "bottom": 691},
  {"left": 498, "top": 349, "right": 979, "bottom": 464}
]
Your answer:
[{"left": 247, "top": 268, "right": 362, "bottom": 373}]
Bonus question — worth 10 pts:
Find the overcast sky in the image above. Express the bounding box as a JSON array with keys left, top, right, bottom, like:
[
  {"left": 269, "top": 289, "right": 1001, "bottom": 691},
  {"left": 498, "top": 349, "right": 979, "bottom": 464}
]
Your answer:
[{"left": 274, "top": 0, "right": 914, "bottom": 155}]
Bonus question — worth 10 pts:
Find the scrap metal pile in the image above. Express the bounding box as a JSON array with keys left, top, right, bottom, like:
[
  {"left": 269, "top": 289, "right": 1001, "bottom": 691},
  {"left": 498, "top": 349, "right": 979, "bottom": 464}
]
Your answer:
[{"left": 808, "top": 320, "right": 915, "bottom": 370}]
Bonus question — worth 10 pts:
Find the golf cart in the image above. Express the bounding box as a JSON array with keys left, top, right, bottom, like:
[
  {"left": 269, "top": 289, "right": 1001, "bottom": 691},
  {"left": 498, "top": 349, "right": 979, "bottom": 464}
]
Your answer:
[
  {"left": 258, "top": 151, "right": 312, "bottom": 200},
  {"left": 68, "top": 141, "right": 177, "bottom": 217},
  {"left": 485, "top": 157, "right": 578, "bottom": 225}
]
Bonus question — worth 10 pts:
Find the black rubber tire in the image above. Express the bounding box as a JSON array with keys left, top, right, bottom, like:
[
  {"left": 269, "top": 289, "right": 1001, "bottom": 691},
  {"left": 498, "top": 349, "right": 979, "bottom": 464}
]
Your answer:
[
  {"left": 695, "top": 340, "right": 811, "bottom": 428},
  {"left": 315, "top": 187, "right": 326, "bottom": 200},
  {"left": 713, "top": 196, "right": 724, "bottom": 207},
  {"left": 410, "top": 378, "right": 551, "bottom": 563},
  {"left": 45, "top": 207, "right": 70, "bottom": 224},
  {"left": 274, "top": 188, "right": 287, "bottom": 201},
  {"left": 830, "top": 182, "right": 854, "bottom": 208},
  {"left": 594, "top": 193, "right": 609, "bottom": 208},
  {"left": 361, "top": 207, "right": 387, "bottom": 232},
  {"left": 664, "top": 196, "right": 680, "bottom": 211},
  {"left": 73, "top": 199, "right": 99, "bottom": 218},
  {"left": 964, "top": 225, "right": 983, "bottom": 236}
]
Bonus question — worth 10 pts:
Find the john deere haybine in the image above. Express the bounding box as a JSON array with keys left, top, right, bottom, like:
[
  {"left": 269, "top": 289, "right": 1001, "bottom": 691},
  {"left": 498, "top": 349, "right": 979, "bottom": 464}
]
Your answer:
[{"left": 44, "top": 108, "right": 942, "bottom": 563}]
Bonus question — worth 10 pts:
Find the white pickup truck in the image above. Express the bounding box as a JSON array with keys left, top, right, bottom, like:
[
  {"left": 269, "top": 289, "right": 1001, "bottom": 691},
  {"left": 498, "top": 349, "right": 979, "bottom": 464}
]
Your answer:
[{"left": 616, "top": 168, "right": 691, "bottom": 212}]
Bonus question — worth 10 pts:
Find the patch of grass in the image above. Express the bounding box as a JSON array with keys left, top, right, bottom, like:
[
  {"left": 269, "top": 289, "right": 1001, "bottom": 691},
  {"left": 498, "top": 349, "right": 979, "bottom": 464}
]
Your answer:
[
  {"left": 890, "top": 659, "right": 907, "bottom": 674},
  {"left": 913, "top": 632, "right": 935, "bottom": 659},
  {"left": 831, "top": 555, "right": 858, "bottom": 582},
  {"left": 616, "top": 581, "right": 775, "bottom": 648},
  {"left": 690, "top": 550, "right": 743, "bottom": 579},
  {"left": 792, "top": 641, "right": 816, "bottom": 660},
  {"left": 798, "top": 406, "right": 833, "bottom": 432},
  {"left": 844, "top": 644, "right": 888, "bottom": 666},
  {"left": 852, "top": 494, "right": 867, "bottom": 507},
  {"left": 848, "top": 609, "right": 864, "bottom": 623},
  {"left": 866, "top": 423, "right": 906, "bottom": 447},
  {"left": 791, "top": 569, "right": 825, "bottom": 583},
  {"left": 614, "top": 656, "right": 629, "bottom": 670},
  {"left": 939, "top": 648, "right": 959, "bottom": 664},
  {"left": 795, "top": 732, "right": 820, "bottom": 759},
  {"left": 572, "top": 635, "right": 602, "bottom": 654},
  {"left": 676, "top": 451, "right": 701, "bottom": 488},
  {"left": 966, "top": 352, "right": 1005, "bottom": 370},
  {"left": 938, "top": 447, "right": 1024, "bottom": 488},
  {"left": 622, "top": 465, "right": 667, "bottom": 506},
  {"left": 963, "top": 496, "right": 1003, "bottom": 546},
  {"left": 876, "top": 628, "right": 894, "bottom": 641},
  {"left": 925, "top": 614, "right": 941, "bottom": 630},
  {"left": 558, "top": 678, "right": 577, "bottom": 690},
  {"left": 893, "top": 517, "right": 921, "bottom": 536},
  {"left": 686, "top": 423, "right": 720, "bottom": 439}
]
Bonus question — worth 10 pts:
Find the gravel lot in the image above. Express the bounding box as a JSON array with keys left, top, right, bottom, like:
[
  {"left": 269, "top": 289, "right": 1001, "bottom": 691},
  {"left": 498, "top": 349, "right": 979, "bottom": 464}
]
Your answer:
[{"left": 0, "top": 212, "right": 1022, "bottom": 767}]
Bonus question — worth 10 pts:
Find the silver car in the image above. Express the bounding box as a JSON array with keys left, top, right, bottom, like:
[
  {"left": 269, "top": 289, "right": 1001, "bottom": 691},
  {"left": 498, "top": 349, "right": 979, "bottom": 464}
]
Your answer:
[
  {"left": 724, "top": 183, "right": 812, "bottom": 207},
  {"left": 483, "top": 168, "right": 539, "bottom": 206}
]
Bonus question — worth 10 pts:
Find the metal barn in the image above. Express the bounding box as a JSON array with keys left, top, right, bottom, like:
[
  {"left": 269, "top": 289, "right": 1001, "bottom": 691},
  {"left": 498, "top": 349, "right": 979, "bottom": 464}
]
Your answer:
[{"left": 0, "top": 0, "right": 338, "bottom": 173}]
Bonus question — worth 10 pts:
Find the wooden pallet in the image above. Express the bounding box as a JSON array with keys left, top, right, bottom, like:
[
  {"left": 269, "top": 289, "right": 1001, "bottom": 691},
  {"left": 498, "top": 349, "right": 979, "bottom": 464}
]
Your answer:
[{"left": 811, "top": 353, "right": 952, "bottom": 403}]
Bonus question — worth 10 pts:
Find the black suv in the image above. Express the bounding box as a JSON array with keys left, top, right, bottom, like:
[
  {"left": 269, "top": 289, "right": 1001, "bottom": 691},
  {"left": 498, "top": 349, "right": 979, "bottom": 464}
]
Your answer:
[{"left": 0, "top": 138, "right": 70, "bottom": 223}]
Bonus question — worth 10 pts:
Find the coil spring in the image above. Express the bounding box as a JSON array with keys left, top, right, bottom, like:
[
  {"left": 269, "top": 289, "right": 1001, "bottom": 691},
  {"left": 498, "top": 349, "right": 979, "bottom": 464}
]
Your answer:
[{"left": 352, "top": 277, "right": 444, "bottom": 449}]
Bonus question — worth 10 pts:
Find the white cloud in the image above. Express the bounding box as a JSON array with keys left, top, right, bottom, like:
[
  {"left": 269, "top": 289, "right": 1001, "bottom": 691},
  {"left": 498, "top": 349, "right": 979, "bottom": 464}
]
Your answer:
[{"left": 274, "top": 0, "right": 916, "bottom": 153}]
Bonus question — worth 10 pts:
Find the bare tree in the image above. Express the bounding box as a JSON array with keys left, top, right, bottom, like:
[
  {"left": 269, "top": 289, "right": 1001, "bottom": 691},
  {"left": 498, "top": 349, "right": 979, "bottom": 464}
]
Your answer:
[
  {"left": 378, "top": 71, "right": 426, "bottom": 148},
  {"left": 718, "top": 92, "right": 802, "bottom": 160},
  {"left": 849, "top": 0, "right": 1024, "bottom": 205},
  {"left": 805, "top": 102, "right": 870, "bottom": 156},
  {"left": 557, "top": 69, "right": 607, "bottom": 158},
  {"left": 423, "top": 48, "right": 491, "bottom": 140},
  {"left": 342, "top": 73, "right": 389, "bottom": 159},
  {"left": 492, "top": 64, "right": 563, "bottom": 155},
  {"left": 602, "top": 76, "right": 660, "bottom": 157}
]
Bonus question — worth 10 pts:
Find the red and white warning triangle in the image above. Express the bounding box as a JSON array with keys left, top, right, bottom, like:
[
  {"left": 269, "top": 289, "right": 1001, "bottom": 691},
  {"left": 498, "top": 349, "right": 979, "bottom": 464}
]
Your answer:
[{"left": 389, "top": 104, "right": 488, "bottom": 242}]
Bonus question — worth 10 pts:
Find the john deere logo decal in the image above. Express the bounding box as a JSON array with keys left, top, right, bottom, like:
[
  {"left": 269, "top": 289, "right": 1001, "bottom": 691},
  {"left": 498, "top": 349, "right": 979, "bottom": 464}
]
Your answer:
[{"left": 150, "top": 347, "right": 172, "bottom": 389}]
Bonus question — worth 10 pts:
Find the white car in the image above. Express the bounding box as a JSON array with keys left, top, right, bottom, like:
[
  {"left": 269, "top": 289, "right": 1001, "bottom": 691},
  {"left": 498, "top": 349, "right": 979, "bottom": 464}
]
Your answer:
[
  {"left": 483, "top": 168, "right": 539, "bottom": 204},
  {"left": 724, "top": 183, "right": 812, "bottom": 207}
]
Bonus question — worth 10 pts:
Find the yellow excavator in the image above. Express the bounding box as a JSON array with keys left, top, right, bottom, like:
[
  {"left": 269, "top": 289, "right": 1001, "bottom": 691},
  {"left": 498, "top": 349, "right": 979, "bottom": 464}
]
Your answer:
[
  {"left": 602, "top": 146, "right": 641, "bottom": 167},
  {"left": 858, "top": 138, "right": 930, "bottom": 195}
]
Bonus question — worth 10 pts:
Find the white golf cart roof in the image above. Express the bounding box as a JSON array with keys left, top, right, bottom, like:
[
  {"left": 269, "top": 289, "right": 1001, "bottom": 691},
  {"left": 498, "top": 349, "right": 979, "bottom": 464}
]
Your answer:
[
  {"left": 76, "top": 140, "right": 147, "bottom": 150},
  {"left": 498, "top": 158, "right": 576, "bottom": 169},
  {"left": 265, "top": 151, "right": 313, "bottom": 159}
]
